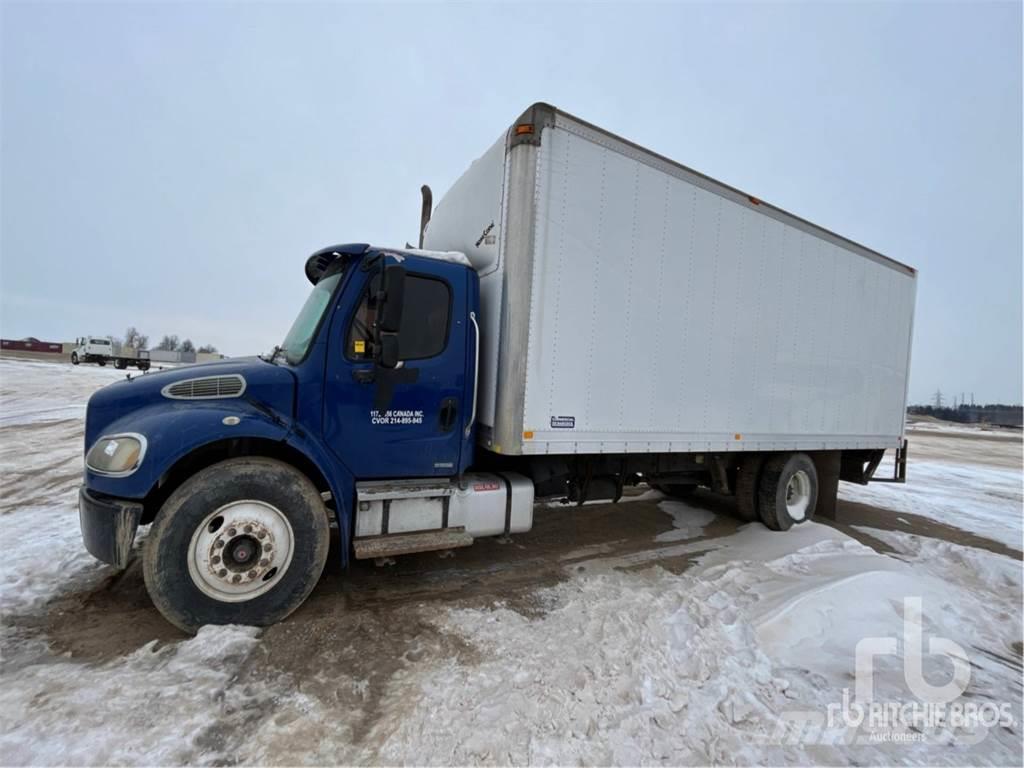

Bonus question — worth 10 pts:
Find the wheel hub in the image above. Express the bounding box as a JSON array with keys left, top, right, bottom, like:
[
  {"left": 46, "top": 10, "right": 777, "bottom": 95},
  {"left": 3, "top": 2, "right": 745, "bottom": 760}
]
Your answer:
[
  {"left": 785, "top": 470, "right": 811, "bottom": 521},
  {"left": 187, "top": 500, "right": 294, "bottom": 602}
]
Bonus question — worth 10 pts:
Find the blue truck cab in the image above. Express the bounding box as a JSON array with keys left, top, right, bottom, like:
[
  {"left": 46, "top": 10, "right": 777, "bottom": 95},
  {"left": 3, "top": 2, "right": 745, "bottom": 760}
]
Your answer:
[{"left": 79, "top": 244, "right": 503, "bottom": 631}]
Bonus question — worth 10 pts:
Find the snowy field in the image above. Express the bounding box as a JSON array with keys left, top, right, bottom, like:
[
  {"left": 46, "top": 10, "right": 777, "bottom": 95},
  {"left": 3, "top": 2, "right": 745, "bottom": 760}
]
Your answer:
[{"left": 0, "top": 356, "right": 1021, "bottom": 766}]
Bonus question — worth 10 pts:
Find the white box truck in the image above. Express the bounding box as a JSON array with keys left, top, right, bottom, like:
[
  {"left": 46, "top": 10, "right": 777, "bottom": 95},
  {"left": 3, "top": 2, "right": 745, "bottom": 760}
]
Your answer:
[{"left": 79, "top": 103, "right": 916, "bottom": 630}]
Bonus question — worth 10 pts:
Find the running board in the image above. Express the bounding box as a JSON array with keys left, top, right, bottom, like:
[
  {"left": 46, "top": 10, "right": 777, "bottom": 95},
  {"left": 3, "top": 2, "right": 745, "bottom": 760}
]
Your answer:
[{"left": 353, "top": 527, "right": 474, "bottom": 560}]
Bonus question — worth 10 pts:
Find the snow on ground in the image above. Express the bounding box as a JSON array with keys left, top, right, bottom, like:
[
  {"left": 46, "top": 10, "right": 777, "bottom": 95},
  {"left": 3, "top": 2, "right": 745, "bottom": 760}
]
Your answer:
[
  {"left": 839, "top": 452, "right": 1023, "bottom": 550},
  {"left": 357, "top": 524, "right": 1021, "bottom": 766},
  {"left": 1, "top": 356, "right": 1021, "bottom": 765}
]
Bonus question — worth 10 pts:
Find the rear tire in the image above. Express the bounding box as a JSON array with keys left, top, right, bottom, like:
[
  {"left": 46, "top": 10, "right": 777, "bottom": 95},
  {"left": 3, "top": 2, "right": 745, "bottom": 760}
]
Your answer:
[
  {"left": 734, "top": 455, "right": 764, "bottom": 522},
  {"left": 143, "top": 457, "right": 330, "bottom": 633},
  {"left": 757, "top": 452, "right": 818, "bottom": 531},
  {"left": 98, "top": 359, "right": 106, "bottom": 366},
  {"left": 114, "top": 359, "right": 127, "bottom": 370}
]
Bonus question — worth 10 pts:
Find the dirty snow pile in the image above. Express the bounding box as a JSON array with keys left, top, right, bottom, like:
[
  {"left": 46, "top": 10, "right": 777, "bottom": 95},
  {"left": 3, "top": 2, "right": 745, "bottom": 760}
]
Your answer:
[{"left": 350, "top": 521, "right": 1022, "bottom": 766}]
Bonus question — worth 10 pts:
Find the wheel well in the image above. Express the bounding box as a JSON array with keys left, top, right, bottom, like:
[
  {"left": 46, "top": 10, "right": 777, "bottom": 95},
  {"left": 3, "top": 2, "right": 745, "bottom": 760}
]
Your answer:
[{"left": 141, "top": 438, "right": 332, "bottom": 525}]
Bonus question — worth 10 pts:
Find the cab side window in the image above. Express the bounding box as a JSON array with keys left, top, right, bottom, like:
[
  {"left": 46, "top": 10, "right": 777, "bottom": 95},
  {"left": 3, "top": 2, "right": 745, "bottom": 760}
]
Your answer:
[{"left": 347, "top": 273, "right": 451, "bottom": 361}]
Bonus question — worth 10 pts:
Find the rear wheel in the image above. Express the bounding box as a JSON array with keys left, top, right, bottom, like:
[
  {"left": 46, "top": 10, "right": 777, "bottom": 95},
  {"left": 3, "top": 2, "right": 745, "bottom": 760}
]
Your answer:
[
  {"left": 98, "top": 359, "right": 106, "bottom": 366},
  {"left": 143, "top": 457, "right": 330, "bottom": 633},
  {"left": 757, "top": 452, "right": 818, "bottom": 531},
  {"left": 734, "top": 454, "right": 764, "bottom": 522},
  {"left": 114, "top": 359, "right": 127, "bottom": 370}
]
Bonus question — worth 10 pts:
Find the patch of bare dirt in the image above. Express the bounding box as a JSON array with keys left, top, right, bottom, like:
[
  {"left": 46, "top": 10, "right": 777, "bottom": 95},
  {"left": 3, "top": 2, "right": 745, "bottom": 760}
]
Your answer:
[{"left": 824, "top": 499, "right": 1022, "bottom": 561}]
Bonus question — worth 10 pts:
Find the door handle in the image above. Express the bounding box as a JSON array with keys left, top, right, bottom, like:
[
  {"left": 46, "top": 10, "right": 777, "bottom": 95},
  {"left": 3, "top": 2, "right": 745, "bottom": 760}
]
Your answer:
[
  {"left": 439, "top": 397, "right": 458, "bottom": 432},
  {"left": 352, "top": 368, "right": 375, "bottom": 384}
]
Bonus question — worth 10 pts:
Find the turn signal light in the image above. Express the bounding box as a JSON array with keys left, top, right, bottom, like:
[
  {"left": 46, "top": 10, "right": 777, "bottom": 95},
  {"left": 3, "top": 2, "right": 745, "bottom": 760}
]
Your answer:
[{"left": 515, "top": 124, "right": 534, "bottom": 135}]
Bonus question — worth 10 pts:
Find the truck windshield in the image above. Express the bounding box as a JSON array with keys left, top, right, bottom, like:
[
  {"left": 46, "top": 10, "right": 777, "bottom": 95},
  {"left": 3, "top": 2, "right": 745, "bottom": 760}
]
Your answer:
[{"left": 279, "top": 271, "right": 343, "bottom": 365}]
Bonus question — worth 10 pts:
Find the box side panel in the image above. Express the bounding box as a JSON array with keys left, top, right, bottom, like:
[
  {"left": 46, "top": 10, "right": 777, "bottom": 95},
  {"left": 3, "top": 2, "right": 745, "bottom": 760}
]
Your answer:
[
  {"left": 521, "top": 117, "right": 916, "bottom": 454},
  {"left": 422, "top": 135, "right": 508, "bottom": 429}
]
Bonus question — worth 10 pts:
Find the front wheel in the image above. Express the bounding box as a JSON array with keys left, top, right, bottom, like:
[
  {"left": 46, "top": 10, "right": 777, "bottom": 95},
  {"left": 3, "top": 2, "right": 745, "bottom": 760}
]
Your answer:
[
  {"left": 98, "top": 359, "right": 106, "bottom": 366},
  {"left": 143, "top": 457, "right": 330, "bottom": 633},
  {"left": 71, "top": 352, "right": 79, "bottom": 365}
]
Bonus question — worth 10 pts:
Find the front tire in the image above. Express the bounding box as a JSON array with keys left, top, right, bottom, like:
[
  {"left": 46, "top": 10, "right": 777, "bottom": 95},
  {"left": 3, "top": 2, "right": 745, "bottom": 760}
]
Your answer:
[
  {"left": 143, "top": 457, "right": 330, "bottom": 633},
  {"left": 98, "top": 359, "right": 106, "bottom": 366},
  {"left": 757, "top": 452, "right": 818, "bottom": 531},
  {"left": 71, "top": 352, "right": 79, "bottom": 365}
]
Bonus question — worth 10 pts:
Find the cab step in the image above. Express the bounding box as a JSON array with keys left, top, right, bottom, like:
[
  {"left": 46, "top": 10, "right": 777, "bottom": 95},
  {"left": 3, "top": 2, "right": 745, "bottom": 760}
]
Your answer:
[{"left": 353, "top": 527, "right": 474, "bottom": 560}]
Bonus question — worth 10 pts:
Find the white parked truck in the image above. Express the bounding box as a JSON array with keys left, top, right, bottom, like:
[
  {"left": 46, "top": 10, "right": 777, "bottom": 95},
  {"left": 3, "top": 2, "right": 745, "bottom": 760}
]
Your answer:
[
  {"left": 71, "top": 336, "right": 151, "bottom": 370},
  {"left": 79, "top": 103, "right": 916, "bottom": 631}
]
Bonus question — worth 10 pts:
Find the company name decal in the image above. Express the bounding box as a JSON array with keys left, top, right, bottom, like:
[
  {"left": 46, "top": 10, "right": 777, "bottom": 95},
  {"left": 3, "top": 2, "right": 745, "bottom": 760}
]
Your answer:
[{"left": 371, "top": 409, "right": 424, "bottom": 425}]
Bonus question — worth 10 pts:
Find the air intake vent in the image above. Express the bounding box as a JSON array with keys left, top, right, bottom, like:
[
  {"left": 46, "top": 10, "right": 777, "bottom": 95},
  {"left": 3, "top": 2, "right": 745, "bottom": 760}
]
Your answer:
[{"left": 162, "top": 375, "right": 246, "bottom": 400}]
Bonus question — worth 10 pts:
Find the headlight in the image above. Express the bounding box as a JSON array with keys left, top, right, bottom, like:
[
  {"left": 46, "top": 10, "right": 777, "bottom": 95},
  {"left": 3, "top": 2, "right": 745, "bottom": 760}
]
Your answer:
[{"left": 86, "top": 433, "right": 147, "bottom": 476}]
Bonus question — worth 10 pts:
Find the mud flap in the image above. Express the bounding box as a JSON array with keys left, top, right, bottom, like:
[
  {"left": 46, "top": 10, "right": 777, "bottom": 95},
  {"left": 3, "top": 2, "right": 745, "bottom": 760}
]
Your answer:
[{"left": 78, "top": 487, "right": 143, "bottom": 569}]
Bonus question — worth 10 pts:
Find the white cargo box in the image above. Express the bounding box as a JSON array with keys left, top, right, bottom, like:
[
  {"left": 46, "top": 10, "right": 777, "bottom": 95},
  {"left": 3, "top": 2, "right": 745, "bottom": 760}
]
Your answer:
[{"left": 424, "top": 104, "right": 917, "bottom": 458}]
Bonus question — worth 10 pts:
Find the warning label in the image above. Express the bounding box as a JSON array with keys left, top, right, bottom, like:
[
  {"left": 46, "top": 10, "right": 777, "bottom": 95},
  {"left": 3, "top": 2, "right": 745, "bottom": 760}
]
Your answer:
[
  {"left": 371, "top": 409, "right": 424, "bottom": 425},
  {"left": 550, "top": 415, "right": 575, "bottom": 429}
]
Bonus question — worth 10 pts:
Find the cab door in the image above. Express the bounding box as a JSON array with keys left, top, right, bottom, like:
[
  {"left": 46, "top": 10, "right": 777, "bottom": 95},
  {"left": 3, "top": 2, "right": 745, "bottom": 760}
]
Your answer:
[{"left": 322, "top": 254, "right": 470, "bottom": 478}]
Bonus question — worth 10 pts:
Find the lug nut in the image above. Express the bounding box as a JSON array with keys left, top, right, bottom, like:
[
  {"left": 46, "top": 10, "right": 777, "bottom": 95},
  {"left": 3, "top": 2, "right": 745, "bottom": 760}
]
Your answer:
[
  {"left": 227, "top": 528, "right": 237, "bottom": 537},
  {"left": 218, "top": 568, "right": 227, "bottom": 577},
  {"left": 248, "top": 570, "right": 256, "bottom": 578},
  {"left": 256, "top": 531, "right": 266, "bottom": 539},
  {"left": 215, "top": 540, "right": 224, "bottom": 549},
  {"left": 259, "top": 558, "right": 270, "bottom": 566},
  {"left": 212, "top": 556, "right": 221, "bottom": 565},
  {"left": 244, "top": 525, "right": 253, "bottom": 533},
  {"left": 232, "top": 574, "right": 241, "bottom": 583}
]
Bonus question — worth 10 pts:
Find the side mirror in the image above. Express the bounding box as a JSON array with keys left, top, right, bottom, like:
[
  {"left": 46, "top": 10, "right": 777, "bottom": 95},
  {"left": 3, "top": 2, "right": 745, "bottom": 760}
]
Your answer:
[
  {"left": 378, "top": 334, "right": 400, "bottom": 369},
  {"left": 378, "top": 265, "right": 406, "bottom": 333}
]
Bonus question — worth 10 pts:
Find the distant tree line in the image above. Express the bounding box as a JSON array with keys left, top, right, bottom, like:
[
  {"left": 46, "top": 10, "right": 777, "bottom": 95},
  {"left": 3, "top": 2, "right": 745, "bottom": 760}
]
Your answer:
[
  {"left": 908, "top": 403, "right": 1023, "bottom": 426},
  {"left": 123, "top": 327, "right": 217, "bottom": 355}
]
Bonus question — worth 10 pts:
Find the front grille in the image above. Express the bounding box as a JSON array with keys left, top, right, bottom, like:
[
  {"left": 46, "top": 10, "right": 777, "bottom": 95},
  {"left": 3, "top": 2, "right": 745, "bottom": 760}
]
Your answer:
[{"left": 162, "top": 375, "right": 246, "bottom": 400}]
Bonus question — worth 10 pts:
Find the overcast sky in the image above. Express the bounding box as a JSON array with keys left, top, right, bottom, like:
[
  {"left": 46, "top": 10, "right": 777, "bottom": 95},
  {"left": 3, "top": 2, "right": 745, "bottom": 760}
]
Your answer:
[{"left": 2, "top": 2, "right": 1021, "bottom": 404}]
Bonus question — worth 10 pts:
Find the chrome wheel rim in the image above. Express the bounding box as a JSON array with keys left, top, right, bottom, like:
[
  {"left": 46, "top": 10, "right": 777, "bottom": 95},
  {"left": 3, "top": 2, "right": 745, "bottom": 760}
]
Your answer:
[
  {"left": 187, "top": 500, "right": 294, "bottom": 602},
  {"left": 785, "top": 470, "right": 811, "bottom": 521}
]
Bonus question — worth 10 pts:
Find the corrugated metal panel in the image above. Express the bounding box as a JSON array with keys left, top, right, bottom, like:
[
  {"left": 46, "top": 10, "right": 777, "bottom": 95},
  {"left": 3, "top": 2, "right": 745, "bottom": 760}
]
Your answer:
[{"left": 518, "top": 118, "right": 915, "bottom": 454}]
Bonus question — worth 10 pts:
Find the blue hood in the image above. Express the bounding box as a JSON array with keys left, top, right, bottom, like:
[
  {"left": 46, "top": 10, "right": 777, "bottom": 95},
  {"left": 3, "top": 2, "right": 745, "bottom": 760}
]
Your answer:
[{"left": 85, "top": 357, "right": 296, "bottom": 449}]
